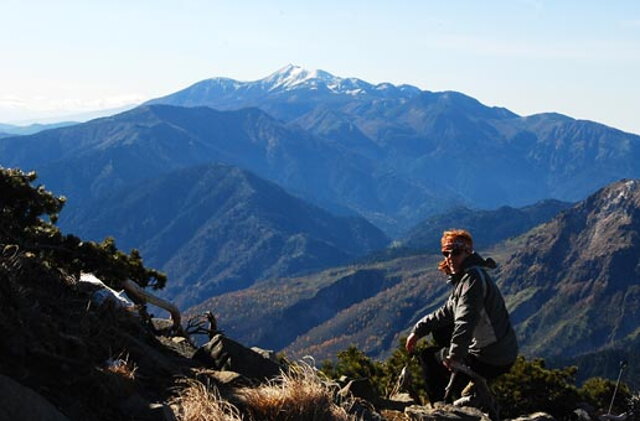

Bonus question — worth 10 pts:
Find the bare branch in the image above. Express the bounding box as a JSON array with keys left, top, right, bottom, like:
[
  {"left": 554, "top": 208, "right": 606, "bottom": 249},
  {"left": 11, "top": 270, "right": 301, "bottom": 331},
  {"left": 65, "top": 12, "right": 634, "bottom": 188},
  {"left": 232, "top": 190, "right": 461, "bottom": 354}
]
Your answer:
[{"left": 122, "top": 279, "right": 181, "bottom": 331}]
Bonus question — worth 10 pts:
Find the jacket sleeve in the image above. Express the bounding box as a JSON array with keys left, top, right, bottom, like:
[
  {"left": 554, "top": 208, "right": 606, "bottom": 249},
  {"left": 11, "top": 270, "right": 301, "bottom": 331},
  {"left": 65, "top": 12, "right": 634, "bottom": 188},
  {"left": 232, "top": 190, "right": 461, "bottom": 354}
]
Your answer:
[
  {"left": 448, "top": 270, "right": 485, "bottom": 362},
  {"left": 411, "top": 297, "right": 454, "bottom": 339}
]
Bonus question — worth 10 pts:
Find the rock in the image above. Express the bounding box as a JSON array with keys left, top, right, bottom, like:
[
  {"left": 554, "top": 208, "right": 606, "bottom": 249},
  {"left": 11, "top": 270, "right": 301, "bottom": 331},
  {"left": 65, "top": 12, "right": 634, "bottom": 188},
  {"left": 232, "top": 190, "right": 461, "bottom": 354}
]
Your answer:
[
  {"left": 157, "top": 334, "right": 198, "bottom": 359},
  {"left": 405, "top": 403, "right": 491, "bottom": 421},
  {"left": 576, "top": 402, "right": 597, "bottom": 416},
  {"left": 0, "top": 374, "right": 70, "bottom": 421},
  {"left": 116, "top": 330, "right": 185, "bottom": 375},
  {"left": 573, "top": 408, "right": 592, "bottom": 421},
  {"left": 119, "top": 395, "right": 177, "bottom": 421},
  {"left": 506, "top": 413, "right": 556, "bottom": 421},
  {"left": 250, "top": 346, "right": 278, "bottom": 363},
  {"left": 390, "top": 393, "right": 416, "bottom": 404},
  {"left": 193, "top": 333, "right": 281, "bottom": 381},
  {"left": 343, "top": 397, "right": 384, "bottom": 421},
  {"left": 379, "top": 392, "right": 417, "bottom": 412},
  {"left": 338, "top": 378, "right": 379, "bottom": 403},
  {"left": 338, "top": 375, "right": 350, "bottom": 385},
  {"left": 148, "top": 403, "right": 177, "bottom": 421},
  {"left": 203, "top": 370, "right": 249, "bottom": 388}
]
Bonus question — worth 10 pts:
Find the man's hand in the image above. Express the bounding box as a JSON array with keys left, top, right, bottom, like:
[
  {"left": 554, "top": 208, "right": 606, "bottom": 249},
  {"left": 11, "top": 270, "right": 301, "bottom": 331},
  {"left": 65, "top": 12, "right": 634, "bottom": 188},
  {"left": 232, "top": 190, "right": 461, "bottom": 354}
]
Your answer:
[{"left": 405, "top": 332, "right": 418, "bottom": 355}]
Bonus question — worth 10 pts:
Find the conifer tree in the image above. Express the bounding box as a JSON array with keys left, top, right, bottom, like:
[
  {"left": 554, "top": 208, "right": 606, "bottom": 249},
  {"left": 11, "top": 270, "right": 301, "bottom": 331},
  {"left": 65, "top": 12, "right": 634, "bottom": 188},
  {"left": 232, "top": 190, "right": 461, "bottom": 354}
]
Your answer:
[{"left": 0, "top": 166, "right": 166, "bottom": 289}]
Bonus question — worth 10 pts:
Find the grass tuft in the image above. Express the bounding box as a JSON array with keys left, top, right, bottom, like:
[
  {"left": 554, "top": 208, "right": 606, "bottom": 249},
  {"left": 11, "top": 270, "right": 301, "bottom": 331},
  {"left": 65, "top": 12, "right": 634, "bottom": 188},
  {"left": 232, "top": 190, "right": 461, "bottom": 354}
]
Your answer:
[
  {"left": 104, "top": 353, "right": 137, "bottom": 380},
  {"left": 170, "top": 378, "right": 243, "bottom": 421},
  {"left": 234, "top": 362, "right": 351, "bottom": 421}
]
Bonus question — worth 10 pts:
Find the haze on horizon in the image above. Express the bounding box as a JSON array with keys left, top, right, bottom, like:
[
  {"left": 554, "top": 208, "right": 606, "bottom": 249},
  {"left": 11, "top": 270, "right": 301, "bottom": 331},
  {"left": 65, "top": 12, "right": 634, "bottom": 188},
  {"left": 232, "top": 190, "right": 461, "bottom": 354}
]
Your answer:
[{"left": 1, "top": 0, "right": 639, "bottom": 134}]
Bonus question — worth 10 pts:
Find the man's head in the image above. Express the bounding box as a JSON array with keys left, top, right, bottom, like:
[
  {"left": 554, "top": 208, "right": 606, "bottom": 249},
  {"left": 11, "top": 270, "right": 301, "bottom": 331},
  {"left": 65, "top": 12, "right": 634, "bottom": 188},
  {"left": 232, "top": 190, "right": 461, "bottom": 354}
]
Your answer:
[{"left": 439, "top": 229, "right": 473, "bottom": 274}]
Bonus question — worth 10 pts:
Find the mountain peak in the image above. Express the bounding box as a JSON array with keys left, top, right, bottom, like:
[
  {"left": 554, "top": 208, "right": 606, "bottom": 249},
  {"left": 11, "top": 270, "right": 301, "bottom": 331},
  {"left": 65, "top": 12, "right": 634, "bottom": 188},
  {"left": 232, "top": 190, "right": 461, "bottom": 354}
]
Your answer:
[
  {"left": 146, "top": 65, "right": 423, "bottom": 111},
  {"left": 261, "top": 64, "right": 338, "bottom": 92}
]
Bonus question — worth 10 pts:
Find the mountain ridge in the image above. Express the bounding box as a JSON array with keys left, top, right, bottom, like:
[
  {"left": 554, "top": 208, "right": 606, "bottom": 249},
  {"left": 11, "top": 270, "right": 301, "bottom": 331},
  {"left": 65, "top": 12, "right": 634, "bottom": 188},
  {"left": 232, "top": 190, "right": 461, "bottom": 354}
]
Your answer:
[
  {"left": 148, "top": 64, "right": 423, "bottom": 107},
  {"left": 402, "top": 199, "right": 573, "bottom": 252},
  {"left": 65, "top": 162, "right": 389, "bottom": 308},
  {"left": 0, "top": 103, "right": 456, "bottom": 235},
  {"left": 145, "top": 66, "right": 640, "bottom": 221},
  {"left": 3, "top": 67, "right": 639, "bottom": 237}
]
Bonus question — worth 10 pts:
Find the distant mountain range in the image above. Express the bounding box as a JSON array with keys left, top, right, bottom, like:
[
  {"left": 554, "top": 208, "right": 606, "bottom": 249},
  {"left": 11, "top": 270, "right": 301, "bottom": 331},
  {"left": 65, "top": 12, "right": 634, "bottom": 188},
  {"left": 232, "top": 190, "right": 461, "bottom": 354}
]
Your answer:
[
  {"left": 147, "top": 65, "right": 640, "bottom": 233},
  {"left": 192, "top": 179, "right": 640, "bottom": 365},
  {"left": 65, "top": 163, "right": 388, "bottom": 308},
  {"left": 2, "top": 66, "right": 639, "bottom": 237},
  {"left": 0, "top": 103, "right": 137, "bottom": 131},
  {"left": 401, "top": 199, "right": 573, "bottom": 252},
  {"left": 2, "top": 65, "right": 640, "bottom": 336},
  {"left": 2, "top": 104, "right": 456, "bottom": 237},
  {"left": 146, "top": 64, "right": 422, "bottom": 121},
  {"left": 0, "top": 121, "right": 78, "bottom": 136}
]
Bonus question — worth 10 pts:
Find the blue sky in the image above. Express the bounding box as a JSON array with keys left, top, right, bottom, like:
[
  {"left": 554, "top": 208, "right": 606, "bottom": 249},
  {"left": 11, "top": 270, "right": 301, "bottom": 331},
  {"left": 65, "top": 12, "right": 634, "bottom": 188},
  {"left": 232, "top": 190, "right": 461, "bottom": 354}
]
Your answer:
[{"left": 2, "top": 0, "right": 639, "bottom": 134}]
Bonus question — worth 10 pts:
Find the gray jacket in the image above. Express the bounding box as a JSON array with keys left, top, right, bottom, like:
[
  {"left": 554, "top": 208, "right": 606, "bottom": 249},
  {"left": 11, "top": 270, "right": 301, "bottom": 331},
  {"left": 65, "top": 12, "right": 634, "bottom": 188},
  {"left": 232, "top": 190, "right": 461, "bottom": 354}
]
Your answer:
[{"left": 411, "top": 253, "right": 518, "bottom": 366}]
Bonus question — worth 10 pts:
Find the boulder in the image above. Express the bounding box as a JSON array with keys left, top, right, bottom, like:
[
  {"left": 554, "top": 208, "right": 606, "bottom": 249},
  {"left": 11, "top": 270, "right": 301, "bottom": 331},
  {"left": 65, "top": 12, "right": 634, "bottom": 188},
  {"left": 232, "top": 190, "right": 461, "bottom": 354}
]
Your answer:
[
  {"left": 118, "top": 395, "right": 176, "bottom": 421},
  {"left": 202, "top": 370, "right": 249, "bottom": 388},
  {"left": 343, "top": 397, "right": 384, "bottom": 421},
  {"left": 405, "top": 403, "right": 491, "bottom": 421},
  {"left": 0, "top": 374, "right": 70, "bottom": 421},
  {"left": 573, "top": 408, "right": 592, "bottom": 421},
  {"left": 338, "top": 378, "right": 379, "bottom": 403},
  {"left": 192, "top": 333, "right": 281, "bottom": 381},
  {"left": 148, "top": 403, "right": 177, "bottom": 421},
  {"left": 250, "top": 346, "right": 278, "bottom": 363},
  {"left": 379, "top": 392, "right": 417, "bottom": 412}
]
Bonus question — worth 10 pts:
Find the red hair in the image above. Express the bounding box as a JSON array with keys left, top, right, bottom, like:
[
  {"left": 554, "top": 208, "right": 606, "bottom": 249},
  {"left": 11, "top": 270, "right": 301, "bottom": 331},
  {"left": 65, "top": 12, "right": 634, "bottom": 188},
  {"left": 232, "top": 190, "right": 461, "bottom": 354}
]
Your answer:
[{"left": 438, "top": 229, "right": 473, "bottom": 274}]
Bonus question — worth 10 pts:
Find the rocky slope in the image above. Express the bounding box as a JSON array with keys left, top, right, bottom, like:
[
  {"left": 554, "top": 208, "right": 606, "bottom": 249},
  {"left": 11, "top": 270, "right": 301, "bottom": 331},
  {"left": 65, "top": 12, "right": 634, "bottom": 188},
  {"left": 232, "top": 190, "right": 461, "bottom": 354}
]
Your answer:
[{"left": 496, "top": 179, "right": 640, "bottom": 359}]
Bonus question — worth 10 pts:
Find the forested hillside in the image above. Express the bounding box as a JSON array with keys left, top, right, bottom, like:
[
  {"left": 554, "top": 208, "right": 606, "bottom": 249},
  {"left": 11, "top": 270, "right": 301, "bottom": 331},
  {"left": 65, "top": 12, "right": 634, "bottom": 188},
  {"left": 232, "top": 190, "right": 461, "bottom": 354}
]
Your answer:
[{"left": 65, "top": 163, "right": 388, "bottom": 307}]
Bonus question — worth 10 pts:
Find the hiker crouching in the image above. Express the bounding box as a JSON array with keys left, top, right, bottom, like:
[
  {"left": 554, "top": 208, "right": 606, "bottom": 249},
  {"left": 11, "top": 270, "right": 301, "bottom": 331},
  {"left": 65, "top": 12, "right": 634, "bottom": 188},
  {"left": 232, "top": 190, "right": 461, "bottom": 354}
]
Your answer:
[{"left": 405, "top": 229, "right": 518, "bottom": 405}]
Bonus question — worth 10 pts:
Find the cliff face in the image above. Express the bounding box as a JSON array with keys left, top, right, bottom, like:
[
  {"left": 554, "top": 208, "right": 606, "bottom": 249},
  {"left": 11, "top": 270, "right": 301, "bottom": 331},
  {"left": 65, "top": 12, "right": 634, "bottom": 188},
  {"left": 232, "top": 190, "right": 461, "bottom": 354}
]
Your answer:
[{"left": 497, "top": 179, "right": 640, "bottom": 358}]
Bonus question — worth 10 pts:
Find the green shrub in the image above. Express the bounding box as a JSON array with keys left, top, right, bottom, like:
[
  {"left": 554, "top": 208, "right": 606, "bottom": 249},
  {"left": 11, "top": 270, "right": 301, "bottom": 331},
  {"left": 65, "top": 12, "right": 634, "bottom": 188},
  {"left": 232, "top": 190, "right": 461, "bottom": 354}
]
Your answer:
[
  {"left": 579, "top": 377, "right": 631, "bottom": 415},
  {"left": 321, "top": 345, "right": 386, "bottom": 396},
  {"left": 321, "top": 338, "right": 430, "bottom": 401},
  {"left": 321, "top": 341, "right": 640, "bottom": 420},
  {"left": 492, "top": 356, "right": 580, "bottom": 419}
]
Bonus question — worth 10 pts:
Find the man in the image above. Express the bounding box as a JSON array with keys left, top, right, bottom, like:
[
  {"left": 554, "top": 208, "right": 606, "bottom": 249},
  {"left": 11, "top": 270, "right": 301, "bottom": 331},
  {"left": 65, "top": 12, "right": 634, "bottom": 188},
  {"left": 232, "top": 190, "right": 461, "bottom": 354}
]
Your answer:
[{"left": 405, "top": 229, "right": 518, "bottom": 403}]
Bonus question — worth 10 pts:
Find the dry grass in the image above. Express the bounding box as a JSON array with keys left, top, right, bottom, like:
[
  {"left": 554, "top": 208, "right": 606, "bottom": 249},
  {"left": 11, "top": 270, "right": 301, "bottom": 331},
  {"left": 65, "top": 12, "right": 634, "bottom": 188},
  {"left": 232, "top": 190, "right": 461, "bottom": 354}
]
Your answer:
[
  {"left": 380, "top": 409, "right": 410, "bottom": 421},
  {"left": 104, "top": 353, "right": 138, "bottom": 380},
  {"left": 234, "top": 362, "right": 352, "bottom": 421},
  {"left": 170, "top": 378, "right": 243, "bottom": 421},
  {"left": 170, "top": 362, "right": 359, "bottom": 421}
]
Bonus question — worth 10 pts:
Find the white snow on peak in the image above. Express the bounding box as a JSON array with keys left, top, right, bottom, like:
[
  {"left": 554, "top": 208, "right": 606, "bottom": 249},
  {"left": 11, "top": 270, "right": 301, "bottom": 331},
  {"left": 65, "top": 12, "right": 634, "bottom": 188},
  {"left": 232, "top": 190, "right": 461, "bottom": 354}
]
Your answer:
[
  {"left": 200, "top": 65, "right": 421, "bottom": 99},
  {"left": 262, "top": 64, "right": 330, "bottom": 90},
  {"left": 261, "top": 64, "right": 373, "bottom": 95}
]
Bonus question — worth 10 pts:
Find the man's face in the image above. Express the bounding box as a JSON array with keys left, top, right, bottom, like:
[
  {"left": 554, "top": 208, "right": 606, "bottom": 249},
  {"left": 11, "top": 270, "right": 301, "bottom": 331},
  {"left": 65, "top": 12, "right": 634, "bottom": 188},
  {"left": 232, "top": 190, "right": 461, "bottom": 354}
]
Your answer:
[{"left": 441, "top": 243, "right": 470, "bottom": 274}]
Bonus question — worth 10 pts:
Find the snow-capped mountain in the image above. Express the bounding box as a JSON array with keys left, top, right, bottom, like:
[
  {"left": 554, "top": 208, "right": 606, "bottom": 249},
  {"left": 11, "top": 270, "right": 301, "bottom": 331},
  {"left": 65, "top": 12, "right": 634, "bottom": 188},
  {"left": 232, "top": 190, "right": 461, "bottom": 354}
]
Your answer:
[
  {"left": 139, "top": 65, "right": 640, "bottom": 236},
  {"left": 257, "top": 64, "right": 420, "bottom": 96},
  {"left": 145, "top": 64, "right": 422, "bottom": 118},
  {"left": 260, "top": 65, "right": 341, "bottom": 93}
]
